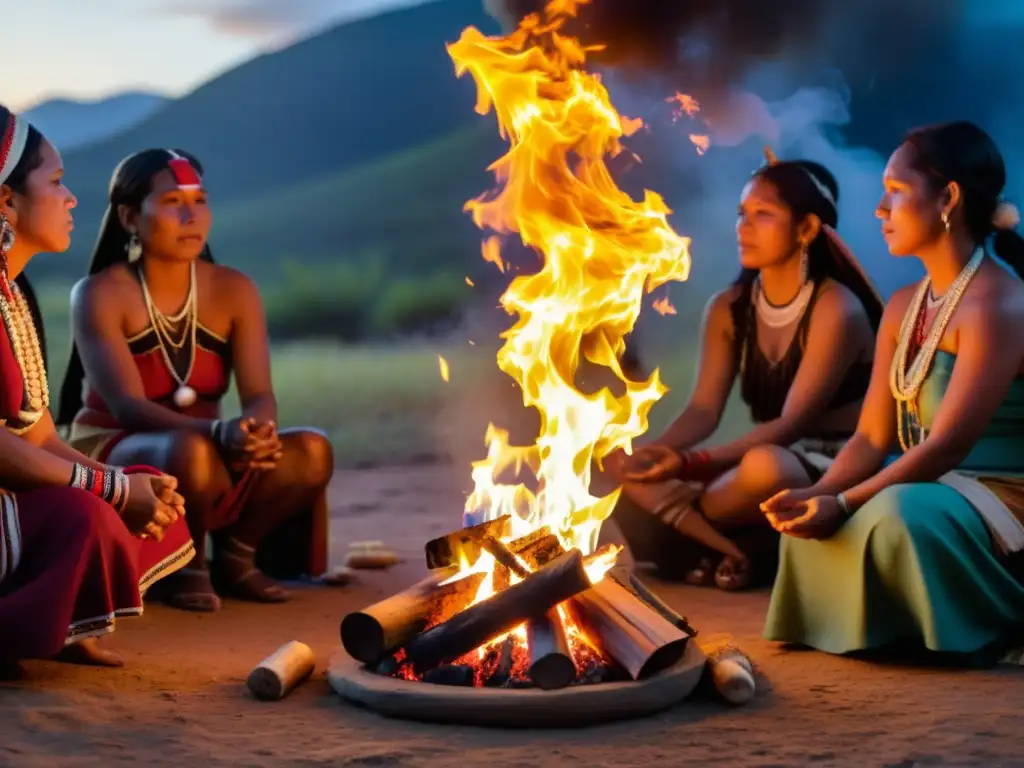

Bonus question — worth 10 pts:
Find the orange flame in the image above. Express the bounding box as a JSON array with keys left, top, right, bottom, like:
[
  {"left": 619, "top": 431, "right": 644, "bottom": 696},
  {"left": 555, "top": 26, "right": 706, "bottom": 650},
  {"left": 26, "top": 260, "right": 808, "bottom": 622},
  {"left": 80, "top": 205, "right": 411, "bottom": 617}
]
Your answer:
[
  {"left": 447, "top": 0, "right": 690, "bottom": 567},
  {"left": 668, "top": 92, "right": 700, "bottom": 121},
  {"left": 652, "top": 296, "right": 677, "bottom": 316}
]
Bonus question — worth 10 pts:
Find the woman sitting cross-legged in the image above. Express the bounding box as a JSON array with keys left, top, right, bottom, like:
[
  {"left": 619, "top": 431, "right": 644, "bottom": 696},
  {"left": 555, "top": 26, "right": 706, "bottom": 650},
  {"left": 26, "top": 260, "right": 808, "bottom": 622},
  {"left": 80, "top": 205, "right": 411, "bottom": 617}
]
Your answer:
[
  {"left": 606, "top": 153, "right": 883, "bottom": 590},
  {"left": 0, "top": 107, "right": 194, "bottom": 667},
  {"left": 761, "top": 121, "right": 1024, "bottom": 661},
  {"left": 58, "top": 148, "right": 334, "bottom": 613}
]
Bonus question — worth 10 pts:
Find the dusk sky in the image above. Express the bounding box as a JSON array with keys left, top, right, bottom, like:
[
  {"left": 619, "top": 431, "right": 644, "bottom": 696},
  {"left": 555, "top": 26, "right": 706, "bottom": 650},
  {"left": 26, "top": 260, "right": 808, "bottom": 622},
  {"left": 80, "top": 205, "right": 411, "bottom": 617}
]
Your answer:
[{"left": 4, "top": 0, "right": 441, "bottom": 111}]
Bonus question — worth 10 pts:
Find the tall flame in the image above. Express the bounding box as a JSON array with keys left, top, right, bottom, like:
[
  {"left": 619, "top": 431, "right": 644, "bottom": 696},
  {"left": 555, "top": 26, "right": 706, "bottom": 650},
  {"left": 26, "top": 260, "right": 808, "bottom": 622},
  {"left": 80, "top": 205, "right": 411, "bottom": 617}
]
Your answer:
[{"left": 448, "top": 0, "right": 691, "bottom": 559}]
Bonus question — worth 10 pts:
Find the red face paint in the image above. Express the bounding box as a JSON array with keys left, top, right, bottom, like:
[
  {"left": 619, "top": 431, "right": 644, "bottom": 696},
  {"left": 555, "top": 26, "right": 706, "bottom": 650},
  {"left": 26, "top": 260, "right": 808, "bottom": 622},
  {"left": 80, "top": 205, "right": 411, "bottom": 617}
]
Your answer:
[{"left": 166, "top": 151, "right": 201, "bottom": 189}]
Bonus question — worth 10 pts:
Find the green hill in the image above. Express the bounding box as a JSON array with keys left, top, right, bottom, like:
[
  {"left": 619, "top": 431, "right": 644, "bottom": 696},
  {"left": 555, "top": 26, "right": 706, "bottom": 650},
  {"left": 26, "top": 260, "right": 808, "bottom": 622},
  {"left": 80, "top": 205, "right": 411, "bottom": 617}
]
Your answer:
[{"left": 49, "top": 0, "right": 498, "bottom": 277}]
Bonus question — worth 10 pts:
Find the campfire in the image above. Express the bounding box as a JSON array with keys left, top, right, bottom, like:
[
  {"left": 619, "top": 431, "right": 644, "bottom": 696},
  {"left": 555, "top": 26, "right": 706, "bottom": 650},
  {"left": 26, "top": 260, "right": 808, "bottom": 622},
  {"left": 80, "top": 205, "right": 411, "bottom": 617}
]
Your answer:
[
  {"left": 338, "top": 0, "right": 694, "bottom": 697},
  {"left": 341, "top": 517, "right": 697, "bottom": 690}
]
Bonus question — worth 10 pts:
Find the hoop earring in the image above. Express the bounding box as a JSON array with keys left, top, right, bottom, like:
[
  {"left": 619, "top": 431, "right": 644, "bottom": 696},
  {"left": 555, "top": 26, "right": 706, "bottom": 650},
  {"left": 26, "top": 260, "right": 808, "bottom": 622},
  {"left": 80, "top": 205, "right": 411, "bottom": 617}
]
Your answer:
[
  {"left": 941, "top": 211, "right": 951, "bottom": 233},
  {"left": 125, "top": 232, "right": 143, "bottom": 263}
]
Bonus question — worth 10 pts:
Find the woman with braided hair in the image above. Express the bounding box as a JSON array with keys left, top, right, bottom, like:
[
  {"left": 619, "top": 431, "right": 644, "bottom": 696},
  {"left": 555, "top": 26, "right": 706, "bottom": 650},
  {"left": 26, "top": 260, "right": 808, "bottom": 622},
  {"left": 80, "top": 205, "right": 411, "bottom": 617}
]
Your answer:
[
  {"left": 59, "top": 149, "right": 333, "bottom": 613},
  {"left": 762, "top": 121, "right": 1024, "bottom": 659},
  {"left": 606, "top": 152, "right": 883, "bottom": 591},
  {"left": 0, "top": 106, "right": 194, "bottom": 668}
]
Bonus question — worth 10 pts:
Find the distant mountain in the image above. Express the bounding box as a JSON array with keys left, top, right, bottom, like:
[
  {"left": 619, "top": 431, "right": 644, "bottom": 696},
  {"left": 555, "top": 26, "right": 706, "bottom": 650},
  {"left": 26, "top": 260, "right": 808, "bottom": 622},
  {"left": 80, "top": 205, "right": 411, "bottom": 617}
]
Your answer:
[
  {"left": 24, "top": 92, "right": 168, "bottom": 151},
  {"left": 55, "top": 0, "right": 498, "bottom": 269}
]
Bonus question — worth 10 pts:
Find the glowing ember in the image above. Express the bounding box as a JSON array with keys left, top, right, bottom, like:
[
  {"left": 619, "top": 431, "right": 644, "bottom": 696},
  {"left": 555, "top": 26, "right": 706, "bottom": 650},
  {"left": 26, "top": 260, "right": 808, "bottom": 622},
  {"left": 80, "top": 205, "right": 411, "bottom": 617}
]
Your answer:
[
  {"left": 667, "top": 91, "right": 700, "bottom": 121},
  {"left": 438, "top": 355, "right": 450, "bottom": 382},
  {"left": 652, "top": 296, "right": 677, "bottom": 316},
  {"left": 690, "top": 134, "right": 710, "bottom": 155}
]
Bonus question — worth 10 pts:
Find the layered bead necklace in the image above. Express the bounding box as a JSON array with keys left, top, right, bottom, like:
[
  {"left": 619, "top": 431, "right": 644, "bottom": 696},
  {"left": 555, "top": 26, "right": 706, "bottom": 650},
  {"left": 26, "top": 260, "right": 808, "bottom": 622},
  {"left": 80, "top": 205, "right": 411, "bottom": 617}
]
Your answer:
[
  {"left": 752, "top": 249, "right": 814, "bottom": 329},
  {"left": 0, "top": 278, "right": 49, "bottom": 432},
  {"left": 138, "top": 260, "right": 199, "bottom": 409},
  {"left": 889, "top": 247, "right": 985, "bottom": 451}
]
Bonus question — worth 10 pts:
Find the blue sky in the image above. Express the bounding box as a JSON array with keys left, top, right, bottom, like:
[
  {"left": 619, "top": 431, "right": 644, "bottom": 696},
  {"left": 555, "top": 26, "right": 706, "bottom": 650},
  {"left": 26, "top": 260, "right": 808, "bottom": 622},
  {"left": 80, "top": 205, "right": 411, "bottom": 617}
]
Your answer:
[{"left": 4, "top": 0, "right": 441, "bottom": 111}]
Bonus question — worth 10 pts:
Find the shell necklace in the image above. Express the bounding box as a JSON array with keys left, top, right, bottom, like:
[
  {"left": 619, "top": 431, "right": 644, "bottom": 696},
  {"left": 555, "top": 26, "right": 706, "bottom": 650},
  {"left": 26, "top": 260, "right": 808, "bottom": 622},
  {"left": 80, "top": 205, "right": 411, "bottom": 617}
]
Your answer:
[
  {"left": 0, "top": 281, "right": 49, "bottom": 432},
  {"left": 138, "top": 260, "right": 199, "bottom": 409},
  {"left": 753, "top": 276, "right": 815, "bottom": 329},
  {"left": 889, "top": 247, "right": 984, "bottom": 451}
]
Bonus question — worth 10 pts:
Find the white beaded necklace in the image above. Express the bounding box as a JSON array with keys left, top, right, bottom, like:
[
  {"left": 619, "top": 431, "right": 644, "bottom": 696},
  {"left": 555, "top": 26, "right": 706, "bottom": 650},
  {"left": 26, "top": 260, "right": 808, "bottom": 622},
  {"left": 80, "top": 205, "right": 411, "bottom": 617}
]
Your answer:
[
  {"left": 138, "top": 261, "right": 199, "bottom": 409},
  {"left": 889, "top": 247, "right": 985, "bottom": 451},
  {"left": 753, "top": 276, "right": 815, "bottom": 329}
]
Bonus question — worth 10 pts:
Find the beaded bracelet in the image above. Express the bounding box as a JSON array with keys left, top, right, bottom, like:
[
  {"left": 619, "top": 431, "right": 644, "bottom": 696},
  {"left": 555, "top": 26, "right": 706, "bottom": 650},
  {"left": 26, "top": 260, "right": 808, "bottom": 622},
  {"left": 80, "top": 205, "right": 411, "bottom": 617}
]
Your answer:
[{"left": 69, "top": 463, "right": 129, "bottom": 515}]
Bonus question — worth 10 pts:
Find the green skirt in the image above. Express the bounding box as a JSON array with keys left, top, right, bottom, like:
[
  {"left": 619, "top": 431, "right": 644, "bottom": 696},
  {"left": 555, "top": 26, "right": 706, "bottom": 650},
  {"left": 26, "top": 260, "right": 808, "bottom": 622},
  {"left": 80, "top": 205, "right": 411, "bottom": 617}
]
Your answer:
[{"left": 764, "top": 482, "right": 1024, "bottom": 654}]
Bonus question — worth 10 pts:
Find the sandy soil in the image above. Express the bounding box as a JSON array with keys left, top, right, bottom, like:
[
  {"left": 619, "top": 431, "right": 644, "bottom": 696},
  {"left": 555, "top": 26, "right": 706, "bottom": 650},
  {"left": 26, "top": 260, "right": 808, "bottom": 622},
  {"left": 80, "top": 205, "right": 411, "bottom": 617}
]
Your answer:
[{"left": 2, "top": 464, "right": 1022, "bottom": 767}]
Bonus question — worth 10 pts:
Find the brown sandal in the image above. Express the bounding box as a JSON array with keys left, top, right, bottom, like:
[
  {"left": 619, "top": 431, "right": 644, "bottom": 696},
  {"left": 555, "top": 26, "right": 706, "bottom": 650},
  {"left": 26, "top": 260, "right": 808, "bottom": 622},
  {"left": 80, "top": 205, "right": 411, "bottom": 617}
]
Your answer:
[
  {"left": 215, "top": 538, "right": 290, "bottom": 603},
  {"left": 162, "top": 567, "right": 222, "bottom": 612}
]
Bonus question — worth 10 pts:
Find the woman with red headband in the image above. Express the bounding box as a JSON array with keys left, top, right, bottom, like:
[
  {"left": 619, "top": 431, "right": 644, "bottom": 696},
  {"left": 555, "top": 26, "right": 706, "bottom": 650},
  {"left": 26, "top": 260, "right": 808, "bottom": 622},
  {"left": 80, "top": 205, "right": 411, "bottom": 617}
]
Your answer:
[
  {"left": 58, "top": 149, "right": 333, "bottom": 613},
  {"left": 0, "top": 107, "right": 194, "bottom": 668},
  {"left": 607, "top": 152, "right": 884, "bottom": 591}
]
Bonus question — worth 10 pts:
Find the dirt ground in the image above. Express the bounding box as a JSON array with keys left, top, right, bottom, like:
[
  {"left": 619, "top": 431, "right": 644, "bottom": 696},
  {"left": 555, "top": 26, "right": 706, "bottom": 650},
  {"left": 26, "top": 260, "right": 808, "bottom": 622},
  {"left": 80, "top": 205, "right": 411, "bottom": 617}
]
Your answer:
[{"left": 1, "top": 464, "right": 1022, "bottom": 767}]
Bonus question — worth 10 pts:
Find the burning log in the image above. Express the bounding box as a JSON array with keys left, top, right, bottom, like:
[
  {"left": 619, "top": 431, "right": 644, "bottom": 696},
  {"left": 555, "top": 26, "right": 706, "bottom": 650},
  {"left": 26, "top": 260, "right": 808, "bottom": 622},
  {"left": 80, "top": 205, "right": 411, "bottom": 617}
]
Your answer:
[
  {"left": 422, "top": 664, "right": 476, "bottom": 687},
  {"left": 340, "top": 568, "right": 486, "bottom": 664},
  {"left": 403, "top": 550, "right": 591, "bottom": 673},
  {"left": 424, "top": 515, "right": 512, "bottom": 569},
  {"left": 571, "top": 577, "right": 689, "bottom": 680},
  {"left": 514, "top": 533, "right": 565, "bottom": 568},
  {"left": 483, "top": 636, "right": 515, "bottom": 687},
  {"left": 480, "top": 535, "right": 530, "bottom": 577},
  {"left": 526, "top": 609, "right": 576, "bottom": 690}
]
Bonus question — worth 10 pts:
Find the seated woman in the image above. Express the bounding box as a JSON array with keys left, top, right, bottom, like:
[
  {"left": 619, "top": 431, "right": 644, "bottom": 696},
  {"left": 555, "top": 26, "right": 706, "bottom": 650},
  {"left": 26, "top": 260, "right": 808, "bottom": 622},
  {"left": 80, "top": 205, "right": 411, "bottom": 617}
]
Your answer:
[
  {"left": 761, "top": 121, "right": 1024, "bottom": 661},
  {"left": 0, "top": 107, "right": 193, "bottom": 667},
  {"left": 58, "top": 149, "right": 333, "bottom": 613},
  {"left": 608, "top": 154, "right": 883, "bottom": 590}
]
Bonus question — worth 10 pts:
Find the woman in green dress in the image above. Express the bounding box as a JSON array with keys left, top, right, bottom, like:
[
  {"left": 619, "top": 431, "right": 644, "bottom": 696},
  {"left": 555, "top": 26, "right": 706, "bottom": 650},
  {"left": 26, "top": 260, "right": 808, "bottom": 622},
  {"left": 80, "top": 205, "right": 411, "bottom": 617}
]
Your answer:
[{"left": 761, "top": 121, "right": 1024, "bottom": 659}]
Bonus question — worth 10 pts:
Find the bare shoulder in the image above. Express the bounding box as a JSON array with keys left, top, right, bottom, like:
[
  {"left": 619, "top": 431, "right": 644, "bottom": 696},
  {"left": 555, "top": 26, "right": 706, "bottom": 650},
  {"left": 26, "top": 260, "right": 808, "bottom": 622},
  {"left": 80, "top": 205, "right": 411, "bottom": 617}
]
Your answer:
[
  {"left": 703, "top": 284, "right": 743, "bottom": 335},
  {"left": 961, "top": 261, "right": 1024, "bottom": 328},
  {"left": 70, "top": 263, "right": 136, "bottom": 316},
  {"left": 205, "top": 262, "right": 262, "bottom": 306},
  {"left": 813, "top": 278, "right": 870, "bottom": 324}
]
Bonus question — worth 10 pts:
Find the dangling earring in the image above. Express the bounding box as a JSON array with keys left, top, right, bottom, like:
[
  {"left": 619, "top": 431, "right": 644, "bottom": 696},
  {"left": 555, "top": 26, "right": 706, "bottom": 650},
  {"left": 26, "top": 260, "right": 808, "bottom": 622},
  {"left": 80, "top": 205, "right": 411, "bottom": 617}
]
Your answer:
[
  {"left": 798, "top": 243, "right": 810, "bottom": 284},
  {"left": 0, "top": 214, "right": 14, "bottom": 277},
  {"left": 941, "top": 211, "right": 951, "bottom": 233},
  {"left": 125, "top": 232, "right": 143, "bottom": 263}
]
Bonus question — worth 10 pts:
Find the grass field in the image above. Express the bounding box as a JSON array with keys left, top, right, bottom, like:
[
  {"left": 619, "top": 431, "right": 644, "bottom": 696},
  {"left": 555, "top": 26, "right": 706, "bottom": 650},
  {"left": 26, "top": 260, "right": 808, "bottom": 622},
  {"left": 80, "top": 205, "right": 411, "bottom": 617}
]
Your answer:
[{"left": 36, "top": 282, "right": 751, "bottom": 468}]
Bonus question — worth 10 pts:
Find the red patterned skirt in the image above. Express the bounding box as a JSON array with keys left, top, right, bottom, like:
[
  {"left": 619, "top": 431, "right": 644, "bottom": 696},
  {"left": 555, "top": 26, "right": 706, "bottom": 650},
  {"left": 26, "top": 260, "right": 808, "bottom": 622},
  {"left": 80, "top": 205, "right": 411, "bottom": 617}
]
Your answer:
[{"left": 0, "top": 485, "right": 194, "bottom": 659}]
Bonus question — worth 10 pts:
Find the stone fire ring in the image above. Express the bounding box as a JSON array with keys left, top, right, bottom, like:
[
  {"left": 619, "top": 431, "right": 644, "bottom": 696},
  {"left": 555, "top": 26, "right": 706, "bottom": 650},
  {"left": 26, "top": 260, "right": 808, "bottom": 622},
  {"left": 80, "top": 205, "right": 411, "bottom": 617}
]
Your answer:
[{"left": 327, "top": 643, "right": 707, "bottom": 728}]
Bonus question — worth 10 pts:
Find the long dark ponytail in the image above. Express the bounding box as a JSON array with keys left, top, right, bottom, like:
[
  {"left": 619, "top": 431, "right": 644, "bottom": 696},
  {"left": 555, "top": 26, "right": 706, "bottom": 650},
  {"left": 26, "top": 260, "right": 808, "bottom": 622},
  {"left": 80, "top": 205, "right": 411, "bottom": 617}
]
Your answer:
[
  {"left": 55, "top": 149, "right": 214, "bottom": 427},
  {"left": 730, "top": 160, "right": 884, "bottom": 357},
  {"left": 904, "top": 121, "right": 1024, "bottom": 279}
]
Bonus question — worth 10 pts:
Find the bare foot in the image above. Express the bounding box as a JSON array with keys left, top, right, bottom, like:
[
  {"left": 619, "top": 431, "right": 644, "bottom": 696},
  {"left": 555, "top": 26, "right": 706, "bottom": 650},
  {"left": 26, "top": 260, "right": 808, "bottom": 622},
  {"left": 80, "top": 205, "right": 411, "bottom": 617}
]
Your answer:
[{"left": 56, "top": 638, "right": 124, "bottom": 667}]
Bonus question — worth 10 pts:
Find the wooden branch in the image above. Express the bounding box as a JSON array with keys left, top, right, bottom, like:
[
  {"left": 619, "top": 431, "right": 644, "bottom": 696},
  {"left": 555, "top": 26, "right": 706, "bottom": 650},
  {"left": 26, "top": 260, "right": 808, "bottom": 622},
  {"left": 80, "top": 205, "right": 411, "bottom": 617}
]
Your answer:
[
  {"left": 621, "top": 571, "right": 698, "bottom": 637},
  {"left": 424, "top": 515, "right": 512, "bottom": 569},
  {"left": 340, "top": 568, "right": 486, "bottom": 663},
  {"left": 526, "top": 609, "right": 577, "bottom": 690},
  {"left": 403, "top": 550, "right": 592, "bottom": 673},
  {"left": 570, "top": 577, "right": 688, "bottom": 680}
]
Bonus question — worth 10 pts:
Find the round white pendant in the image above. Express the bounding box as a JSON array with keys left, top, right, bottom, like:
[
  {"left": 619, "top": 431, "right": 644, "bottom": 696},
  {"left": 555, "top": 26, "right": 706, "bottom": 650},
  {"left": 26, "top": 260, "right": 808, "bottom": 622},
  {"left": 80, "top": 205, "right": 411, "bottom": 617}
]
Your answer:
[{"left": 173, "top": 385, "right": 197, "bottom": 408}]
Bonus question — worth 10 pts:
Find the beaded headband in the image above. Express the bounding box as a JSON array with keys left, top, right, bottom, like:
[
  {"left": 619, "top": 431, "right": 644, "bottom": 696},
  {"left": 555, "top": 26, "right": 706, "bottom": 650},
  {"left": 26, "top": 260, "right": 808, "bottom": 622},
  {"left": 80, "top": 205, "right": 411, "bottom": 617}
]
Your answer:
[
  {"left": 0, "top": 113, "right": 30, "bottom": 187},
  {"left": 761, "top": 146, "right": 837, "bottom": 210}
]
